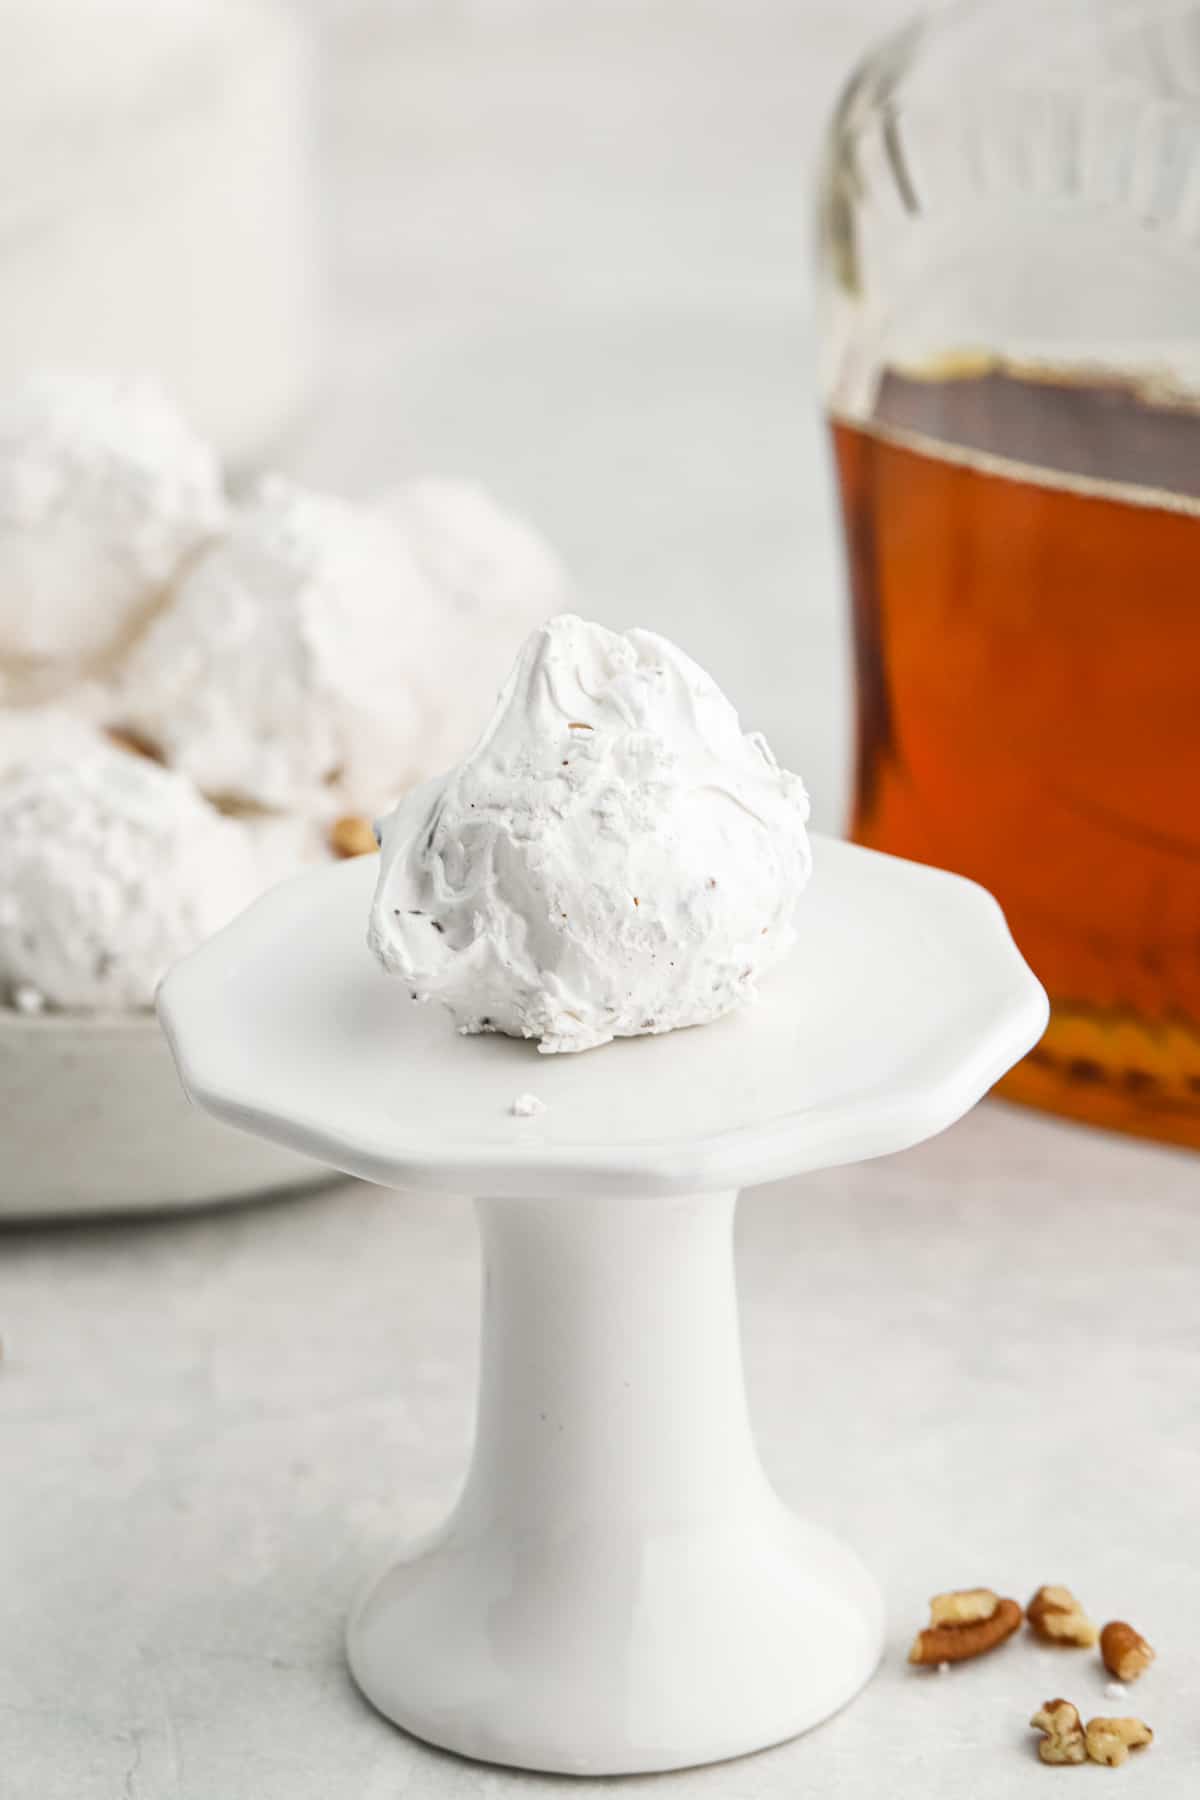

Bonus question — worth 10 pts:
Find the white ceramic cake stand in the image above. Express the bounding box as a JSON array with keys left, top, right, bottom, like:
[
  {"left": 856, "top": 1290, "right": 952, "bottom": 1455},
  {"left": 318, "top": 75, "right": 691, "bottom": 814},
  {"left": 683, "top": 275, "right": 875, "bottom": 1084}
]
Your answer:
[{"left": 157, "top": 835, "right": 1047, "bottom": 1778}]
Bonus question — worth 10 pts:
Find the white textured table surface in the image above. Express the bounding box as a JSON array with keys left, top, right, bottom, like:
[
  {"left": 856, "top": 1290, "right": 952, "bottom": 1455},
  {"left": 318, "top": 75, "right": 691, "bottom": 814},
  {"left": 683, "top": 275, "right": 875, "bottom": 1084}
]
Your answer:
[
  {"left": 3, "top": 1106, "right": 1197, "bottom": 1797},
  {"left": 4, "top": 2, "right": 1199, "bottom": 1796}
]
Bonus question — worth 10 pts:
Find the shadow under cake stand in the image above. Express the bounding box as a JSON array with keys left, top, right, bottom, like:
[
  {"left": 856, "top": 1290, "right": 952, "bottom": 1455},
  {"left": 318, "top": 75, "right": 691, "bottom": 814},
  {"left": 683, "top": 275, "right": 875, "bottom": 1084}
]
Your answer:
[{"left": 157, "top": 834, "right": 1047, "bottom": 1777}]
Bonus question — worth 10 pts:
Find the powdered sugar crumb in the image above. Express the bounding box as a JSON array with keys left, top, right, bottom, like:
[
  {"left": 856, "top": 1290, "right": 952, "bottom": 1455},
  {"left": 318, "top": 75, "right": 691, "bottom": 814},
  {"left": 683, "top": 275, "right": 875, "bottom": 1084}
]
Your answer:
[
  {"left": 510, "top": 1092, "right": 546, "bottom": 1118},
  {"left": 1104, "top": 1681, "right": 1128, "bottom": 1700}
]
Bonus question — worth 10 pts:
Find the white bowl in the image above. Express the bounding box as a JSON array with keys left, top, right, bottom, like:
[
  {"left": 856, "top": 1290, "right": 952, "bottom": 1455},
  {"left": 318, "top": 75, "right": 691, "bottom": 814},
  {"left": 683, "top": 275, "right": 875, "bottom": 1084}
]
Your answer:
[{"left": 0, "top": 1008, "right": 332, "bottom": 1219}]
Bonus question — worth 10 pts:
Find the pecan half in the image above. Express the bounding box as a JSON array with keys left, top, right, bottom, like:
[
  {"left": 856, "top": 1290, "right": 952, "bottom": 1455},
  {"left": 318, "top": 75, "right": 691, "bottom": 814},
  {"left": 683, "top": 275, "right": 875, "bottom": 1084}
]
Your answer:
[{"left": 909, "top": 1594, "right": 1022, "bottom": 1665}]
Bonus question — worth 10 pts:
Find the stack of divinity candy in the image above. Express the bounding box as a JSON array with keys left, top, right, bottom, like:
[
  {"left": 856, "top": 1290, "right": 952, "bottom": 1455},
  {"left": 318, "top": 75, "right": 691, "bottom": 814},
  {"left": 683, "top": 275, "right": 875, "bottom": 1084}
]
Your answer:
[{"left": 0, "top": 371, "right": 568, "bottom": 1015}]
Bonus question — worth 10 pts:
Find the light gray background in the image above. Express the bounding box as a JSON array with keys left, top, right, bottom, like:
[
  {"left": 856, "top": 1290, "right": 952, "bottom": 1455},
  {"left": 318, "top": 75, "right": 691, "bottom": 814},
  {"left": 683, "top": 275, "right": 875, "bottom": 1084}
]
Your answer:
[
  {"left": 3, "top": 4, "right": 1197, "bottom": 1797},
  {"left": 286, "top": 0, "right": 916, "bottom": 836}
]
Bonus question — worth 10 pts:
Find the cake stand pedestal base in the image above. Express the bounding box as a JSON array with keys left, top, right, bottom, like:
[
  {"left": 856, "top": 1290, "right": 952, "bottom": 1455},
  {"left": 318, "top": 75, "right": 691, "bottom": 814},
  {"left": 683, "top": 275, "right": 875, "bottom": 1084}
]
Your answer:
[{"left": 346, "top": 1189, "right": 883, "bottom": 1776}]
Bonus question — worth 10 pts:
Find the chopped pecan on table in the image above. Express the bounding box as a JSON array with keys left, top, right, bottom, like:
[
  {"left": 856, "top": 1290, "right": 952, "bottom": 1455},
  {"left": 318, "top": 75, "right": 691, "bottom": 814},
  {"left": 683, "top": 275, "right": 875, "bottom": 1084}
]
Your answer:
[
  {"left": 1084, "top": 1716, "right": 1154, "bottom": 1767},
  {"left": 1027, "top": 1584, "right": 1099, "bottom": 1649},
  {"left": 929, "top": 1587, "right": 1001, "bottom": 1628},
  {"left": 1099, "top": 1621, "right": 1155, "bottom": 1684},
  {"left": 908, "top": 1588, "right": 1023, "bottom": 1666},
  {"left": 1030, "top": 1697, "right": 1087, "bottom": 1765}
]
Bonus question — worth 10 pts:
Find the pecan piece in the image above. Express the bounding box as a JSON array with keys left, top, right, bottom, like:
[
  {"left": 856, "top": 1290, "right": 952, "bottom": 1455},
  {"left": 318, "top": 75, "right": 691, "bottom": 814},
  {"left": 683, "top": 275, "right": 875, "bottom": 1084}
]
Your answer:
[
  {"left": 1099, "top": 1621, "right": 1155, "bottom": 1684},
  {"left": 1084, "top": 1716, "right": 1153, "bottom": 1767},
  {"left": 909, "top": 1593, "right": 1022, "bottom": 1665},
  {"left": 1030, "top": 1698, "right": 1087, "bottom": 1765},
  {"left": 1027, "top": 1584, "right": 1098, "bottom": 1648},
  {"left": 930, "top": 1587, "right": 999, "bottom": 1628},
  {"left": 329, "top": 814, "right": 379, "bottom": 859},
  {"left": 106, "top": 724, "right": 165, "bottom": 762}
]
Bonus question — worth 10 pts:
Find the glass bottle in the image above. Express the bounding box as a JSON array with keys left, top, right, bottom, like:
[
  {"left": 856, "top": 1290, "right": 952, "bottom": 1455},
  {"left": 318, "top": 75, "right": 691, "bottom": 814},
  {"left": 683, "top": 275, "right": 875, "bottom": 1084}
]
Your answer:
[{"left": 818, "top": 0, "right": 1200, "bottom": 1148}]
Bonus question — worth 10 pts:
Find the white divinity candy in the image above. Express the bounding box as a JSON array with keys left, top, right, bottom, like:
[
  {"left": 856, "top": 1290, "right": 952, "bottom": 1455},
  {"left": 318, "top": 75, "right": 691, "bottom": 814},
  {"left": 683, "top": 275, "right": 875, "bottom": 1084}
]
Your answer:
[
  {"left": 0, "top": 371, "right": 223, "bottom": 698},
  {"left": 0, "top": 702, "right": 109, "bottom": 780},
  {"left": 0, "top": 748, "right": 258, "bottom": 1010},
  {"left": 117, "top": 476, "right": 439, "bottom": 815},
  {"left": 368, "top": 614, "right": 812, "bottom": 1054}
]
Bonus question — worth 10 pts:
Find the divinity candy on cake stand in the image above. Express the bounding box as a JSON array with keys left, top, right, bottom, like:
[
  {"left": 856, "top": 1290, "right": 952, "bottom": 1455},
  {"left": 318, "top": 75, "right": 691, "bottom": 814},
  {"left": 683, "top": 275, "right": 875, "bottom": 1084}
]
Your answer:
[{"left": 159, "top": 828, "right": 1046, "bottom": 1774}]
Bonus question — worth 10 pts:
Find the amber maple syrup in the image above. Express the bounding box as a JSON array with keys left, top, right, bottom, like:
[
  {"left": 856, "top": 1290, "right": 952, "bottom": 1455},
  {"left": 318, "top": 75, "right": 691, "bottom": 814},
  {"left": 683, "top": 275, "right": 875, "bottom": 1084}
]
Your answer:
[{"left": 833, "top": 359, "right": 1200, "bottom": 1147}]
